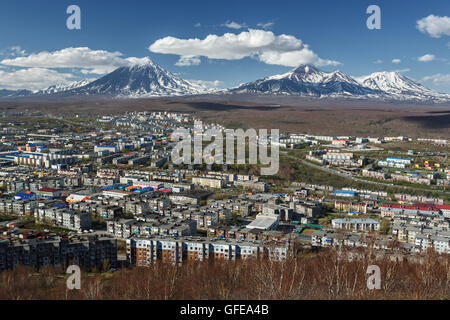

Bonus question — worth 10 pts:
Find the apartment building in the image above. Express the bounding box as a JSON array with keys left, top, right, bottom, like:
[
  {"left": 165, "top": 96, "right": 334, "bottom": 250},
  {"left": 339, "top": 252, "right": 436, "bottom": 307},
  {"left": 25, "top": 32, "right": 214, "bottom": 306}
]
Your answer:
[
  {"left": 362, "top": 169, "right": 388, "bottom": 180},
  {"left": 0, "top": 199, "right": 39, "bottom": 216},
  {"left": 262, "top": 204, "right": 293, "bottom": 222},
  {"left": 169, "top": 191, "right": 209, "bottom": 205},
  {"left": 415, "top": 235, "right": 450, "bottom": 254},
  {"left": 394, "top": 194, "right": 443, "bottom": 205},
  {"left": 185, "top": 239, "right": 210, "bottom": 262},
  {"left": 192, "top": 177, "right": 224, "bottom": 189},
  {"left": 323, "top": 152, "right": 353, "bottom": 161},
  {"left": 393, "top": 222, "right": 450, "bottom": 248},
  {"left": 126, "top": 236, "right": 288, "bottom": 266},
  {"left": 332, "top": 218, "right": 380, "bottom": 232},
  {"left": 334, "top": 201, "right": 368, "bottom": 214},
  {"left": 311, "top": 230, "right": 397, "bottom": 251},
  {"left": 381, "top": 204, "right": 443, "bottom": 218},
  {"left": 234, "top": 180, "right": 268, "bottom": 192},
  {"left": 0, "top": 235, "right": 117, "bottom": 272},
  {"left": 191, "top": 211, "right": 219, "bottom": 230},
  {"left": 107, "top": 217, "right": 197, "bottom": 239},
  {"left": 124, "top": 201, "right": 150, "bottom": 215},
  {"left": 34, "top": 207, "right": 91, "bottom": 231},
  {"left": 83, "top": 176, "right": 118, "bottom": 187},
  {"left": 126, "top": 237, "right": 183, "bottom": 265},
  {"left": 391, "top": 173, "right": 431, "bottom": 185}
]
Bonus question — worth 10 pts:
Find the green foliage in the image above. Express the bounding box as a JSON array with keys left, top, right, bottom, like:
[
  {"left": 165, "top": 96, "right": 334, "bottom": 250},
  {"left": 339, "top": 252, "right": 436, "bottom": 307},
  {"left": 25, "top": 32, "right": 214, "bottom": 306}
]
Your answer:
[
  {"left": 268, "top": 185, "right": 291, "bottom": 194},
  {"left": 379, "top": 219, "right": 392, "bottom": 235}
]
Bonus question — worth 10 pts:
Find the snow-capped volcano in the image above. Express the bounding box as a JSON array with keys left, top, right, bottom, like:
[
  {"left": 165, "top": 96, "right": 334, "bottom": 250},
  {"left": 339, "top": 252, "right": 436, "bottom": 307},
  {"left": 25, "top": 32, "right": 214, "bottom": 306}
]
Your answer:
[
  {"left": 0, "top": 60, "right": 449, "bottom": 103},
  {"left": 63, "top": 61, "right": 207, "bottom": 97},
  {"left": 228, "top": 65, "right": 380, "bottom": 97},
  {"left": 356, "top": 71, "right": 450, "bottom": 103},
  {"left": 226, "top": 65, "right": 450, "bottom": 103},
  {"left": 37, "top": 79, "right": 93, "bottom": 95}
]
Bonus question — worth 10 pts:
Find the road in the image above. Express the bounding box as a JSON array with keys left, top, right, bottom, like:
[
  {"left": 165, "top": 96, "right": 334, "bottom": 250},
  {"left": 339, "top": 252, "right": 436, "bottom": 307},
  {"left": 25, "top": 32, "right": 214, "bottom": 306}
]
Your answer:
[
  {"left": 285, "top": 154, "right": 450, "bottom": 196},
  {"left": 48, "top": 116, "right": 95, "bottom": 128}
]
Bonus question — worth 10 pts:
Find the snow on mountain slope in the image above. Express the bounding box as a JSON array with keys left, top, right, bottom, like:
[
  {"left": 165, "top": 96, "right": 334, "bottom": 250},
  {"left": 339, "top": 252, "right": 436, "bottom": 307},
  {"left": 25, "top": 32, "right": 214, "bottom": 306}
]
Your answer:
[
  {"left": 226, "top": 65, "right": 450, "bottom": 103},
  {"left": 1, "top": 60, "right": 449, "bottom": 103},
  {"left": 37, "top": 79, "right": 94, "bottom": 95},
  {"left": 228, "top": 65, "right": 380, "bottom": 97},
  {"left": 356, "top": 72, "right": 450, "bottom": 102},
  {"left": 62, "top": 60, "right": 207, "bottom": 97}
]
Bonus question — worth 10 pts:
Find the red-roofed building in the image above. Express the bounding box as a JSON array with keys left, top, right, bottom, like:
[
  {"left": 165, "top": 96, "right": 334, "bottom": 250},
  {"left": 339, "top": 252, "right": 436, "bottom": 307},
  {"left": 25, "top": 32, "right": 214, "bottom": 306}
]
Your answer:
[
  {"left": 381, "top": 203, "right": 444, "bottom": 218},
  {"left": 332, "top": 139, "right": 348, "bottom": 146},
  {"left": 37, "top": 188, "right": 62, "bottom": 199},
  {"left": 413, "top": 203, "right": 438, "bottom": 210}
]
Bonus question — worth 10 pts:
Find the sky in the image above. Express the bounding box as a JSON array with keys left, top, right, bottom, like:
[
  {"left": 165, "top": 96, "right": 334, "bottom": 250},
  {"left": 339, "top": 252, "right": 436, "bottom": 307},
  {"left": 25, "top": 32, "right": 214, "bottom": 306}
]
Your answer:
[{"left": 0, "top": 0, "right": 449, "bottom": 92}]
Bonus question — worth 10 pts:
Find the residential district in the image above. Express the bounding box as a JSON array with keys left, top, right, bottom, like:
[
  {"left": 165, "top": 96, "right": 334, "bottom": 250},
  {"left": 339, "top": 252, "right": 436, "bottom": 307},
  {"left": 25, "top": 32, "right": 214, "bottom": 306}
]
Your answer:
[{"left": 0, "top": 111, "right": 449, "bottom": 272}]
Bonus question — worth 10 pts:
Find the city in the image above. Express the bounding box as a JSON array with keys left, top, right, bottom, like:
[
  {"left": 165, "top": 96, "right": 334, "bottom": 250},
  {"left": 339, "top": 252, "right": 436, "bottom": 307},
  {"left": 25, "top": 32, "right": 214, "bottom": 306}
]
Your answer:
[
  {"left": 0, "top": 111, "right": 448, "bottom": 273},
  {"left": 0, "top": 0, "right": 449, "bottom": 311}
]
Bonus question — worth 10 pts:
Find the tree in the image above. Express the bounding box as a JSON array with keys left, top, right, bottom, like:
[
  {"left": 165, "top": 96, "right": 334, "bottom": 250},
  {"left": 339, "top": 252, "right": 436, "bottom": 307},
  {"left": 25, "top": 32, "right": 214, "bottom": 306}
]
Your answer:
[{"left": 379, "top": 218, "right": 391, "bottom": 235}]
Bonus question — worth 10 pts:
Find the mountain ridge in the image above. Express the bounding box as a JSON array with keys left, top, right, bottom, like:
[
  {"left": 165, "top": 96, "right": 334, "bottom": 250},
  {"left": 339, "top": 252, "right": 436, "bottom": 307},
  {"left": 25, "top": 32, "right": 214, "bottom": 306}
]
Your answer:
[
  {"left": 226, "top": 65, "right": 450, "bottom": 103},
  {"left": 37, "top": 79, "right": 93, "bottom": 95},
  {"left": 0, "top": 62, "right": 449, "bottom": 103}
]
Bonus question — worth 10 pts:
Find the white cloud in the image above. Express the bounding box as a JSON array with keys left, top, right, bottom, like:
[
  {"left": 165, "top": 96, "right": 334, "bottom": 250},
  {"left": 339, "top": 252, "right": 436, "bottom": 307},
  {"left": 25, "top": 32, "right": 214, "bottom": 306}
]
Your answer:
[
  {"left": 188, "top": 79, "right": 224, "bottom": 88},
  {"left": 392, "top": 59, "right": 401, "bottom": 64},
  {"left": 149, "top": 29, "right": 340, "bottom": 68},
  {"left": 373, "top": 59, "right": 383, "bottom": 64},
  {"left": 175, "top": 56, "right": 201, "bottom": 67},
  {"left": 422, "top": 73, "right": 450, "bottom": 84},
  {"left": 222, "top": 21, "right": 247, "bottom": 29},
  {"left": 417, "top": 15, "right": 450, "bottom": 38},
  {"left": 0, "top": 68, "right": 76, "bottom": 90},
  {"left": 257, "top": 22, "right": 275, "bottom": 29},
  {"left": 418, "top": 54, "right": 436, "bottom": 62},
  {"left": 194, "top": 23, "right": 201, "bottom": 28},
  {"left": 1, "top": 47, "right": 150, "bottom": 74},
  {"left": 0, "top": 46, "right": 27, "bottom": 58}
]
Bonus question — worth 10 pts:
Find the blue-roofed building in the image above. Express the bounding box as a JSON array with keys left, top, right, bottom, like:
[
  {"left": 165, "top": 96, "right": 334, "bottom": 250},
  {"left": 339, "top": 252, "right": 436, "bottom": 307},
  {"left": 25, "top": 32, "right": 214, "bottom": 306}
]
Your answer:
[
  {"left": 102, "top": 185, "right": 118, "bottom": 191},
  {"left": 334, "top": 190, "right": 356, "bottom": 198},
  {"left": 14, "top": 192, "right": 39, "bottom": 201},
  {"left": 118, "top": 184, "right": 132, "bottom": 190},
  {"left": 27, "top": 143, "right": 47, "bottom": 148},
  {"left": 386, "top": 157, "right": 412, "bottom": 165},
  {"left": 135, "top": 187, "right": 154, "bottom": 194}
]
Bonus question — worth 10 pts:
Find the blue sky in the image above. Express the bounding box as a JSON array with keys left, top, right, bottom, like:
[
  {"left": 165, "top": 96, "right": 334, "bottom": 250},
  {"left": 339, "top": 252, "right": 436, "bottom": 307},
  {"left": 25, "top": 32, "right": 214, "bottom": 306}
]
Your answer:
[{"left": 0, "top": 0, "right": 449, "bottom": 92}]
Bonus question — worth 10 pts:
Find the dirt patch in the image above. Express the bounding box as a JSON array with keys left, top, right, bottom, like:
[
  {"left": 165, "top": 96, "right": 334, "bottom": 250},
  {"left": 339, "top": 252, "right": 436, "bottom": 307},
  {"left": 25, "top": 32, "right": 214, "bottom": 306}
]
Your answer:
[{"left": 0, "top": 97, "right": 449, "bottom": 138}]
